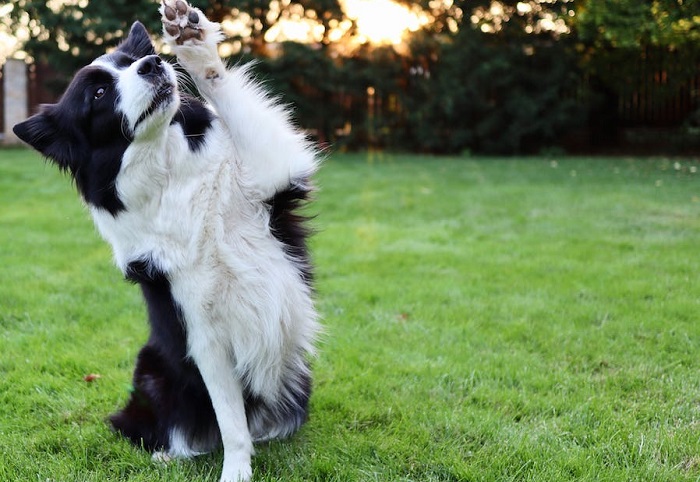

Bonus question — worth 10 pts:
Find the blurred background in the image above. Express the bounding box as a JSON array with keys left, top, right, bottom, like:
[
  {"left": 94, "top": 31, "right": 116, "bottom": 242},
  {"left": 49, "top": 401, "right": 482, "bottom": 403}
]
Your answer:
[{"left": 2, "top": 0, "right": 700, "bottom": 155}]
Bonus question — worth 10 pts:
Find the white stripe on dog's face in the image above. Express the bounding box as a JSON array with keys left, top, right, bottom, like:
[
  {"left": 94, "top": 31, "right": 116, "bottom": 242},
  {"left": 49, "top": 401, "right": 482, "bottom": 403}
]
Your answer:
[{"left": 91, "top": 52, "right": 179, "bottom": 138}]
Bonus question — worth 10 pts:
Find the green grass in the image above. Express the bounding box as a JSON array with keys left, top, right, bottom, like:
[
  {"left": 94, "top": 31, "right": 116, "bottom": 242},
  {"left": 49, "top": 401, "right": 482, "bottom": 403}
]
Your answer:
[{"left": 1, "top": 149, "right": 700, "bottom": 481}]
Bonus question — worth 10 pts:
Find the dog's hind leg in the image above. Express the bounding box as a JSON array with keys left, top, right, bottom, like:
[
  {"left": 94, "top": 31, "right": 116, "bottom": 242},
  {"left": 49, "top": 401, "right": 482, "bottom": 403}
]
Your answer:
[
  {"left": 110, "top": 342, "right": 220, "bottom": 458},
  {"left": 110, "top": 275, "right": 222, "bottom": 460}
]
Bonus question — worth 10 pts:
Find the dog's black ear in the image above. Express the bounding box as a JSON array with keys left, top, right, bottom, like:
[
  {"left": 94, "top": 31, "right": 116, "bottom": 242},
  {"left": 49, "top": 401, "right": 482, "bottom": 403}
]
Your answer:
[
  {"left": 13, "top": 108, "right": 76, "bottom": 171},
  {"left": 118, "top": 21, "right": 156, "bottom": 58}
]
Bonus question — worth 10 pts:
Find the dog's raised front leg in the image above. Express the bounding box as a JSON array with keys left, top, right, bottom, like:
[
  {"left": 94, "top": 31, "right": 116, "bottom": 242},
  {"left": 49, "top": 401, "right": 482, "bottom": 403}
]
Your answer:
[
  {"left": 161, "top": 0, "right": 318, "bottom": 200},
  {"left": 161, "top": 0, "right": 225, "bottom": 92}
]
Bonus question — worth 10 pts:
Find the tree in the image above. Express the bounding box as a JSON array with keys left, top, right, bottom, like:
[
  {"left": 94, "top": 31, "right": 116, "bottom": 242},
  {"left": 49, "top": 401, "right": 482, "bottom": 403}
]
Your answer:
[
  {"left": 10, "top": 0, "right": 344, "bottom": 81},
  {"left": 11, "top": 0, "right": 161, "bottom": 88},
  {"left": 12, "top": 0, "right": 700, "bottom": 154},
  {"left": 575, "top": 0, "right": 700, "bottom": 48},
  {"left": 573, "top": 0, "right": 700, "bottom": 146},
  {"left": 398, "top": 9, "right": 583, "bottom": 155}
]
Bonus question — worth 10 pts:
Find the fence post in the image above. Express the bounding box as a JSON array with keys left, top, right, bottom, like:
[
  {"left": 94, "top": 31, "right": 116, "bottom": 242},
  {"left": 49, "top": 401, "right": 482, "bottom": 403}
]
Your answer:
[{"left": 3, "top": 59, "right": 28, "bottom": 145}]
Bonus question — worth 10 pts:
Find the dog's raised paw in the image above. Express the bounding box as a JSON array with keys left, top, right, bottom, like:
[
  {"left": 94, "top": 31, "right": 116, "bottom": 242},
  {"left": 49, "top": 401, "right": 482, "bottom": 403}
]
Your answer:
[{"left": 161, "top": 0, "right": 203, "bottom": 44}]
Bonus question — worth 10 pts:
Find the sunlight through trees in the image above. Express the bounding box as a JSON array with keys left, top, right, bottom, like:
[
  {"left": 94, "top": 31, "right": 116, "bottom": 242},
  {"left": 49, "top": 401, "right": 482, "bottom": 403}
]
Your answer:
[{"left": 4, "top": 1, "right": 700, "bottom": 154}]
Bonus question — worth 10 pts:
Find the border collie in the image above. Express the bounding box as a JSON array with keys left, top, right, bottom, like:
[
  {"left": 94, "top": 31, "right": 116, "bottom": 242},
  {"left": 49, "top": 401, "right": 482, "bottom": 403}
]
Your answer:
[{"left": 13, "top": 1, "right": 320, "bottom": 480}]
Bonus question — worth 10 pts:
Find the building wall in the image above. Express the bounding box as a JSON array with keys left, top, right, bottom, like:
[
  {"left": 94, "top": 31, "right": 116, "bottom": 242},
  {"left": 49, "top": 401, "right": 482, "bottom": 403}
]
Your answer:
[{"left": 3, "top": 59, "right": 28, "bottom": 145}]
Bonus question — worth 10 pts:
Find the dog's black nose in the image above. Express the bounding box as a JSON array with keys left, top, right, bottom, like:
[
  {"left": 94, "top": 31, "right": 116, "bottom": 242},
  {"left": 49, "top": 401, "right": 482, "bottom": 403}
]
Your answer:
[{"left": 137, "top": 55, "right": 163, "bottom": 77}]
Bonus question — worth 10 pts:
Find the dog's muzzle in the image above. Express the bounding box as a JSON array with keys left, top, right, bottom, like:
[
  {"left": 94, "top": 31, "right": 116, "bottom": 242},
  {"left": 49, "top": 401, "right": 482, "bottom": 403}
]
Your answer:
[
  {"left": 138, "top": 55, "right": 165, "bottom": 80},
  {"left": 132, "top": 56, "right": 177, "bottom": 131}
]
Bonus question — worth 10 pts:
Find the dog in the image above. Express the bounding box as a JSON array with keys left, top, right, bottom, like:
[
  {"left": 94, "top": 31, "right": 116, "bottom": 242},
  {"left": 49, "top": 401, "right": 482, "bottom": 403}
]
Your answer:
[{"left": 13, "top": 1, "right": 320, "bottom": 480}]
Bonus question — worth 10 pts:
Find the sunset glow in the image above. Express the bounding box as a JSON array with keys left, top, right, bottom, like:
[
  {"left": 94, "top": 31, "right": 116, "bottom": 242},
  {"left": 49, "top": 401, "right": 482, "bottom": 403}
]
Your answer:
[
  {"left": 341, "top": 0, "right": 430, "bottom": 45},
  {"left": 1, "top": 0, "right": 573, "bottom": 62},
  {"left": 259, "top": 0, "right": 431, "bottom": 47}
]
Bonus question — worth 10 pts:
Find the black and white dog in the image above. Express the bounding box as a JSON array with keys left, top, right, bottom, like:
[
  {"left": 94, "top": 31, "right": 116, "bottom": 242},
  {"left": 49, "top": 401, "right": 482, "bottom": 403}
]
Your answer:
[{"left": 13, "top": 1, "right": 319, "bottom": 480}]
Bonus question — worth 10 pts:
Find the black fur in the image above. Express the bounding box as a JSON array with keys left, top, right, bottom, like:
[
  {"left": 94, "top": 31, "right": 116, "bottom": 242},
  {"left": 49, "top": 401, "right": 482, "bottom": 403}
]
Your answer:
[
  {"left": 266, "top": 182, "right": 314, "bottom": 285},
  {"left": 172, "top": 96, "right": 215, "bottom": 152},
  {"left": 12, "top": 66, "right": 129, "bottom": 215},
  {"left": 118, "top": 22, "right": 156, "bottom": 59},
  {"left": 112, "top": 259, "right": 220, "bottom": 452},
  {"left": 244, "top": 362, "right": 312, "bottom": 441}
]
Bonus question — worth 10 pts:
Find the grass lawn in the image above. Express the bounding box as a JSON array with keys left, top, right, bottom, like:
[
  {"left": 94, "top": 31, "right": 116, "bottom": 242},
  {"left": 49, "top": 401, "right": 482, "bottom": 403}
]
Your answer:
[{"left": 1, "top": 148, "right": 700, "bottom": 481}]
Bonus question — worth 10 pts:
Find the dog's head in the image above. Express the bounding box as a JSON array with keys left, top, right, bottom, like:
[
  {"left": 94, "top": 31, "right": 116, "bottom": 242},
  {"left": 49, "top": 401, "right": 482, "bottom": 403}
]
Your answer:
[{"left": 13, "top": 22, "right": 178, "bottom": 204}]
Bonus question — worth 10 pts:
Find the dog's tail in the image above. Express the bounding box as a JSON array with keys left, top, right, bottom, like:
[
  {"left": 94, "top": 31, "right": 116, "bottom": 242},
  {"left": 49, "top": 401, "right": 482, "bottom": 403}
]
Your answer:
[{"left": 244, "top": 360, "right": 312, "bottom": 442}]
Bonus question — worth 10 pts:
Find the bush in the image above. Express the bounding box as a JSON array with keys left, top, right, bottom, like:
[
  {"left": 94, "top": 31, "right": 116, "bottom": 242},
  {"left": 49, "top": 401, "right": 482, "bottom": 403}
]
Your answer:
[{"left": 249, "top": 27, "right": 585, "bottom": 155}]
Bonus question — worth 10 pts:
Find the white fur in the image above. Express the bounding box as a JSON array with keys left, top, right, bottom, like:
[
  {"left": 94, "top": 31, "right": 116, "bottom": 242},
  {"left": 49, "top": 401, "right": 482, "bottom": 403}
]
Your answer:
[
  {"left": 91, "top": 56, "right": 180, "bottom": 139},
  {"left": 89, "top": 4, "right": 320, "bottom": 481},
  {"left": 153, "top": 427, "right": 207, "bottom": 462}
]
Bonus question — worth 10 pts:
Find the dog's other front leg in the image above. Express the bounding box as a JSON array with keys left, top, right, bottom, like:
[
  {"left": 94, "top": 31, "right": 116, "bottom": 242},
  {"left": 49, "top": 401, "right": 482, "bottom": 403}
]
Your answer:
[{"left": 189, "top": 339, "right": 253, "bottom": 482}]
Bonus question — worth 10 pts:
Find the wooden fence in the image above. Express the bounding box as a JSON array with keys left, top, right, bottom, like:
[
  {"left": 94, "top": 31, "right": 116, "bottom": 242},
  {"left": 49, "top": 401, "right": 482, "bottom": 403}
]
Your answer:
[{"left": 616, "top": 47, "right": 700, "bottom": 128}]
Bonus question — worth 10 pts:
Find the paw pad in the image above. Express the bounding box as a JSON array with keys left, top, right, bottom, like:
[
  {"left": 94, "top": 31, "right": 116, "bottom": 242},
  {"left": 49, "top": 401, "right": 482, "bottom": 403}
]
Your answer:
[{"left": 162, "top": 0, "right": 203, "bottom": 44}]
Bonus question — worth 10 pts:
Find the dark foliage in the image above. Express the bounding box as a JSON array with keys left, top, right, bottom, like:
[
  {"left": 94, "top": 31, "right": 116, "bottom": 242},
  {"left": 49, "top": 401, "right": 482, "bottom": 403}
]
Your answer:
[{"left": 12, "top": 0, "right": 700, "bottom": 154}]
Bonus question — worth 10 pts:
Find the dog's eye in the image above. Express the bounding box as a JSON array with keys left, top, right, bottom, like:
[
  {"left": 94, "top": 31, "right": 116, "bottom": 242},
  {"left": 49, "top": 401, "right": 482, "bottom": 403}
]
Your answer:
[{"left": 94, "top": 87, "right": 106, "bottom": 100}]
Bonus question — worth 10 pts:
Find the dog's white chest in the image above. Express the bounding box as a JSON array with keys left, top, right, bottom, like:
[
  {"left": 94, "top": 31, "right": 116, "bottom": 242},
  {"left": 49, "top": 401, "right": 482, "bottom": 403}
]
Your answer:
[{"left": 90, "top": 135, "right": 225, "bottom": 274}]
